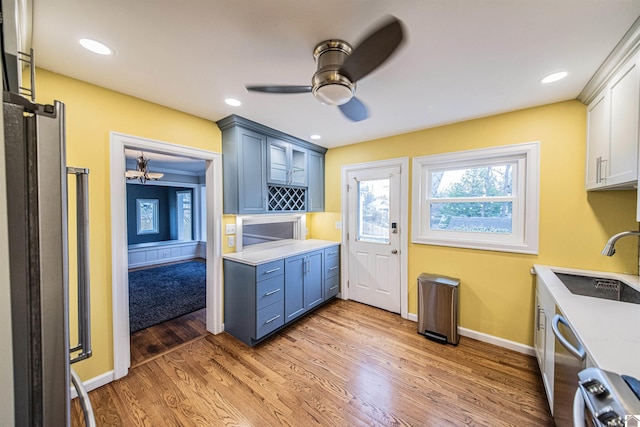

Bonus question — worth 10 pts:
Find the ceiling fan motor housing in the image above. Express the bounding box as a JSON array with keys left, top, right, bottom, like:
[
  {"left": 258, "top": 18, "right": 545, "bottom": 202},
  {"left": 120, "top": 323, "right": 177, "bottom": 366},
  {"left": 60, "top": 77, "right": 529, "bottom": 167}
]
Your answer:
[{"left": 312, "top": 40, "right": 355, "bottom": 106}]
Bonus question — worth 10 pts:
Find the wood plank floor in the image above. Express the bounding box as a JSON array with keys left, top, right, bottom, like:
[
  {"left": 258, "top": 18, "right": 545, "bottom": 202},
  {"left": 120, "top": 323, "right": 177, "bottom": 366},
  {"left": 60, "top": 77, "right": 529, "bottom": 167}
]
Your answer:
[
  {"left": 130, "top": 308, "right": 207, "bottom": 368},
  {"left": 72, "top": 299, "right": 554, "bottom": 426}
]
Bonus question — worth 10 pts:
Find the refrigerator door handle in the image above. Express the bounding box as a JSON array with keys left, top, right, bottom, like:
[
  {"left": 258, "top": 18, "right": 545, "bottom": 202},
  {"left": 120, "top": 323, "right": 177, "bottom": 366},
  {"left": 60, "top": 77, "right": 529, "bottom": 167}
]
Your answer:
[
  {"left": 68, "top": 167, "right": 92, "bottom": 363},
  {"left": 70, "top": 367, "right": 96, "bottom": 427}
]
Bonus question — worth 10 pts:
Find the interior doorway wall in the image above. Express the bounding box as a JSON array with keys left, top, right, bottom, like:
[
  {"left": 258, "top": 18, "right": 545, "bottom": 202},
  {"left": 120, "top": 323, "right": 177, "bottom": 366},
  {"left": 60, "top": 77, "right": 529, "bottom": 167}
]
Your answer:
[{"left": 110, "top": 132, "right": 223, "bottom": 380}]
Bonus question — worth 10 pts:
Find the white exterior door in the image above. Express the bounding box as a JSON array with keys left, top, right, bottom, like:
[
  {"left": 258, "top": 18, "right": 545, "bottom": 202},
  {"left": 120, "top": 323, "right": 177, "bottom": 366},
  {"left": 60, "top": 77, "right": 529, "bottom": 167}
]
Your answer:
[{"left": 347, "top": 166, "right": 401, "bottom": 313}]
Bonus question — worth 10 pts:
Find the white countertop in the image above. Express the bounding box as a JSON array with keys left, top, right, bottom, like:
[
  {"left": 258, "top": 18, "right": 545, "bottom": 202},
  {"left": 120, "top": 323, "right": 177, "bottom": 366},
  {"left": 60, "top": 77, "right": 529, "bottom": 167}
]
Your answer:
[
  {"left": 222, "top": 239, "right": 340, "bottom": 266},
  {"left": 534, "top": 264, "right": 640, "bottom": 378}
]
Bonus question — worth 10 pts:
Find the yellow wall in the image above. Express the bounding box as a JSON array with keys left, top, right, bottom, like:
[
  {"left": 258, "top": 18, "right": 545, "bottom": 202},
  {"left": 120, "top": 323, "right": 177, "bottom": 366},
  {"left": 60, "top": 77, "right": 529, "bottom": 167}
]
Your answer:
[
  {"left": 310, "top": 100, "right": 638, "bottom": 346},
  {"left": 35, "top": 69, "right": 221, "bottom": 380},
  {"left": 33, "top": 68, "right": 639, "bottom": 377}
]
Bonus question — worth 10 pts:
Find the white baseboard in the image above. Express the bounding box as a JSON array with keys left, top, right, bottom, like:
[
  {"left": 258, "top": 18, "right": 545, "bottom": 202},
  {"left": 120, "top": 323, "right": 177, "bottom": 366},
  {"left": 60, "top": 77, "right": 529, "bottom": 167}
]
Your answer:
[
  {"left": 70, "top": 370, "right": 115, "bottom": 399},
  {"left": 405, "top": 313, "right": 534, "bottom": 356}
]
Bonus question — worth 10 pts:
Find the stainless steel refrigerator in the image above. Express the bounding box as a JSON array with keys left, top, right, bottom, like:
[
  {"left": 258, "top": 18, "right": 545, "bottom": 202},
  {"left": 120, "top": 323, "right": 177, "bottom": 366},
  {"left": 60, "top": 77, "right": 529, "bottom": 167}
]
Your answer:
[{"left": 4, "top": 92, "right": 95, "bottom": 426}]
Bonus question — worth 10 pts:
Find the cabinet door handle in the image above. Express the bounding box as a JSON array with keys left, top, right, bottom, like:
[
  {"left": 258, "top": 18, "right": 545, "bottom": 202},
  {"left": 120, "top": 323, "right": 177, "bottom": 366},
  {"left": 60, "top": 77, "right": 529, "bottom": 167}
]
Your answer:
[
  {"left": 596, "top": 157, "right": 601, "bottom": 183},
  {"left": 265, "top": 314, "right": 281, "bottom": 324},
  {"left": 329, "top": 285, "right": 338, "bottom": 291},
  {"left": 329, "top": 266, "right": 339, "bottom": 271},
  {"left": 600, "top": 158, "right": 607, "bottom": 182},
  {"left": 264, "top": 288, "right": 281, "bottom": 296},
  {"left": 264, "top": 267, "right": 281, "bottom": 274}
]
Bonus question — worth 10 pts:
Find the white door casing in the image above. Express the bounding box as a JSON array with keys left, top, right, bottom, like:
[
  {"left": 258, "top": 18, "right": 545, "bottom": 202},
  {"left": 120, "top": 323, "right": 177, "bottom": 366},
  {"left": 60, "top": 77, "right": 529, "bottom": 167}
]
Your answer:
[
  {"left": 341, "top": 158, "right": 408, "bottom": 318},
  {"left": 110, "top": 132, "right": 223, "bottom": 380}
]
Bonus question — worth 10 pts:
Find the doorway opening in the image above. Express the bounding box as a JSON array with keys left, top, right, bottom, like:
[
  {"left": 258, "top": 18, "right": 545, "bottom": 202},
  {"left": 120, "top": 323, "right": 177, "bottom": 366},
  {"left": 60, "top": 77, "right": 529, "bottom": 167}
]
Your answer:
[
  {"left": 110, "top": 132, "right": 223, "bottom": 380},
  {"left": 124, "top": 151, "right": 208, "bottom": 367}
]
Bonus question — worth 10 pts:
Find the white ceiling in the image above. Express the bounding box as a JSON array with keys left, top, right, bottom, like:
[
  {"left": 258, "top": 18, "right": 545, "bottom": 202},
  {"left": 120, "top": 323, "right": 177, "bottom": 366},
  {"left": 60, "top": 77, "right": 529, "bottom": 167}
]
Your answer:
[
  {"left": 33, "top": 1, "right": 640, "bottom": 150},
  {"left": 124, "top": 148, "right": 206, "bottom": 174}
]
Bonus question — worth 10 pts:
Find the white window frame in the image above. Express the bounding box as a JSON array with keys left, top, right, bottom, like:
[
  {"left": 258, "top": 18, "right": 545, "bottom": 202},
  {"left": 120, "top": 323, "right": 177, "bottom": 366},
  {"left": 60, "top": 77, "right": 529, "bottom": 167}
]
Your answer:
[
  {"left": 411, "top": 142, "right": 539, "bottom": 254},
  {"left": 176, "top": 190, "right": 193, "bottom": 241},
  {"left": 136, "top": 198, "right": 159, "bottom": 235}
]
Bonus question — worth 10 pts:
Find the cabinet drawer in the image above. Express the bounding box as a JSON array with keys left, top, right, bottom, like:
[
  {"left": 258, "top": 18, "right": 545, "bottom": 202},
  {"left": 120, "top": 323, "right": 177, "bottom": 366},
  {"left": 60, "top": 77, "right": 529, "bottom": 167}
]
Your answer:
[
  {"left": 325, "top": 255, "right": 339, "bottom": 279},
  {"left": 256, "top": 275, "right": 284, "bottom": 310},
  {"left": 324, "top": 246, "right": 339, "bottom": 259},
  {"left": 325, "top": 275, "right": 340, "bottom": 299},
  {"left": 256, "top": 259, "right": 284, "bottom": 280},
  {"left": 256, "top": 300, "right": 284, "bottom": 339}
]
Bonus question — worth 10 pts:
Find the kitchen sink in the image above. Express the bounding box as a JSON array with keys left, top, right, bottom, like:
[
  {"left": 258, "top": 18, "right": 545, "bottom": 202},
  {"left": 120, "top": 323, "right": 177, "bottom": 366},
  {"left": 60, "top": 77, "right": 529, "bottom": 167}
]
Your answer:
[{"left": 555, "top": 273, "right": 640, "bottom": 304}]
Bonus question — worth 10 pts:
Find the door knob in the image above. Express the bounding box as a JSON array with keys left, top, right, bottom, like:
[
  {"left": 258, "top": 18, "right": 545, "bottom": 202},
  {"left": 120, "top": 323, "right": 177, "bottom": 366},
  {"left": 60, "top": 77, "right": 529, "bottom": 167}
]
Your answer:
[{"left": 391, "top": 249, "right": 398, "bottom": 254}]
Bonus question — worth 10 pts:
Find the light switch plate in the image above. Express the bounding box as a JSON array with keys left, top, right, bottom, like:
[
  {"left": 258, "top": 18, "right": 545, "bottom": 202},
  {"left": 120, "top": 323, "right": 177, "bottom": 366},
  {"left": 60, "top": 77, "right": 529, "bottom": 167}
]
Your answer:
[
  {"left": 225, "top": 224, "right": 236, "bottom": 235},
  {"left": 227, "top": 236, "right": 235, "bottom": 247}
]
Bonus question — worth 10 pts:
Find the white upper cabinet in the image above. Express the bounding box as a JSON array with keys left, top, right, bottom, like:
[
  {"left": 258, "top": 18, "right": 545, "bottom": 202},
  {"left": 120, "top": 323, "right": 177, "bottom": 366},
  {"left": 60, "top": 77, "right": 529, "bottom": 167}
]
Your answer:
[{"left": 585, "top": 51, "right": 640, "bottom": 190}]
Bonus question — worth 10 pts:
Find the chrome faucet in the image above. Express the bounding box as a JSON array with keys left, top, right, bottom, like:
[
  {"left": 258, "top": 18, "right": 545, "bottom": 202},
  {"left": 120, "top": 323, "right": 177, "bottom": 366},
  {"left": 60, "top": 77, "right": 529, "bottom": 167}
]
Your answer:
[{"left": 601, "top": 231, "right": 640, "bottom": 256}]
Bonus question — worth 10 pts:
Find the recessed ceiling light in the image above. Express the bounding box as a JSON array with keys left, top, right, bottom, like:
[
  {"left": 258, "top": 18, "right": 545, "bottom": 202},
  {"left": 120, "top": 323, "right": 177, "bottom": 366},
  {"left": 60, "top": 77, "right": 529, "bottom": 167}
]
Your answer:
[
  {"left": 310, "top": 134, "right": 321, "bottom": 140},
  {"left": 541, "top": 71, "right": 568, "bottom": 84},
  {"left": 225, "top": 98, "right": 242, "bottom": 107},
  {"left": 79, "top": 38, "right": 113, "bottom": 55}
]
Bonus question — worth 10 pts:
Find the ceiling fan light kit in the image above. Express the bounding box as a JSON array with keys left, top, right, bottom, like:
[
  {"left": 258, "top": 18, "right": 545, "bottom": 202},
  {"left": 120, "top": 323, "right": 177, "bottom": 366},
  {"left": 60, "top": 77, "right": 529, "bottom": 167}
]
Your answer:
[
  {"left": 312, "top": 40, "right": 355, "bottom": 106},
  {"left": 245, "top": 16, "right": 405, "bottom": 122}
]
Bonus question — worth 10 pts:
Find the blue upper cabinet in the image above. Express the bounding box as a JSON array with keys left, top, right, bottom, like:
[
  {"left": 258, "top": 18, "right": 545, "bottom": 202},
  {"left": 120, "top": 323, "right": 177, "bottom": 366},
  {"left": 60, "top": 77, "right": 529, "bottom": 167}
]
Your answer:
[
  {"left": 218, "top": 123, "right": 267, "bottom": 214},
  {"left": 217, "top": 115, "right": 326, "bottom": 214},
  {"left": 307, "top": 150, "right": 324, "bottom": 212}
]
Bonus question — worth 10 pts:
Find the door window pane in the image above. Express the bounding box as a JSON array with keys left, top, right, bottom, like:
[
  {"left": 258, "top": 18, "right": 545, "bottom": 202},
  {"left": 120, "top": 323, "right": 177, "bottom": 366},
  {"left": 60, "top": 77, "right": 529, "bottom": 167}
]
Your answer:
[{"left": 357, "top": 178, "right": 389, "bottom": 243}]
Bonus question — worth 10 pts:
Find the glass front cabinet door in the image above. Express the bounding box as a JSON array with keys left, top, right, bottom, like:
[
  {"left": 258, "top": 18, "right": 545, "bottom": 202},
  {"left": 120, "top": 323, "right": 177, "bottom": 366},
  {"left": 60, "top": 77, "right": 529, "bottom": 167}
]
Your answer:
[{"left": 267, "top": 137, "right": 308, "bottom": 187}]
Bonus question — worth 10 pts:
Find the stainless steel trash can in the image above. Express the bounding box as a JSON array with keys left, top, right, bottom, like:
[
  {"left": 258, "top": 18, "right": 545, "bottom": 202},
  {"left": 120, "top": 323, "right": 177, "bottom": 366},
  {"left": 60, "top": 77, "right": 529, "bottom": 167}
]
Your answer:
[{"left": 417, "top": 273, "right": 460, "bottom": 345}]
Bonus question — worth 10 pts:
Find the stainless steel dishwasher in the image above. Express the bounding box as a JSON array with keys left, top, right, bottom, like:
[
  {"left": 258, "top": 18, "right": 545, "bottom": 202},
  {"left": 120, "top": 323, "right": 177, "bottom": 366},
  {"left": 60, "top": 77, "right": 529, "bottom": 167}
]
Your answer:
[{"left": 552, "top": 311, "right": 586, "bottom": 426}]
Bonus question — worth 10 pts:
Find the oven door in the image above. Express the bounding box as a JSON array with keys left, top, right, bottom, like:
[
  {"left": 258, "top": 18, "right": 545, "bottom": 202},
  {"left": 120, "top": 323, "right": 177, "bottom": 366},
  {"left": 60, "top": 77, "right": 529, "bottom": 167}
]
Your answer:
[
  {"left": 553, "top": 314, "right": 587, "bottom": 426},
  {"left": 573, "top": 388, "right": 599, "bottom": 427}
]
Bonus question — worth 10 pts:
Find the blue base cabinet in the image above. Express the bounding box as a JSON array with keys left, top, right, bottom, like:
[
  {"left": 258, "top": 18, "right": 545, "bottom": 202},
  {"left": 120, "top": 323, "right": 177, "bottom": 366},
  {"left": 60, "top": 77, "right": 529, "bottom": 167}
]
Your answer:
[
  {"left": 324, "top": 246, "right": 340, "bottom": 299},
  {"left": 223, "top": 259, "right": 285, "bottom": 346},
  {"left": 284, "top": 250, "right": 323, "bottom": 323},
  {"left": 224, "top": 244, "right": 340, "bottom": 346}
]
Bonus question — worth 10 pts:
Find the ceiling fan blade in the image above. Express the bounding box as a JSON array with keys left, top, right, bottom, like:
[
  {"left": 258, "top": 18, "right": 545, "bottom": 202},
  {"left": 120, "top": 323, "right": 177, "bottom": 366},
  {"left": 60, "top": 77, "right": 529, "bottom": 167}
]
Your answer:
[
  {"left": 245, "top": 85, "right": 312, "bottom": 94},
  {"left": 338, "top": 97, "right": 368, "bottom": 122},
  {"left": 340, "top": 16, "right": 405, "bottom": 82}
]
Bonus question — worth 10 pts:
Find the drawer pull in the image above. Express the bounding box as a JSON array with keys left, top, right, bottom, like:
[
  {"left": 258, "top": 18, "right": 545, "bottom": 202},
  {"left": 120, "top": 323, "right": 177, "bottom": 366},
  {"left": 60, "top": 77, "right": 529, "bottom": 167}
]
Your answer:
[
  {"left": 329, "top": 266, "right": 339, "bottom": 271},
  {"left": 264, "top": 288, "right": 281, "bottom": 296},
  {"left": 265, "top": 314, "right": 281, "bottom": 324},
  {"left": 328, "top": 251, "right": 338, "bottom": 255},
  {"left": 264, "top": 267, "right": 281, "bottom": 274},
  {"left": 329, "top": 285, "right": 338, "bottom": 291}
]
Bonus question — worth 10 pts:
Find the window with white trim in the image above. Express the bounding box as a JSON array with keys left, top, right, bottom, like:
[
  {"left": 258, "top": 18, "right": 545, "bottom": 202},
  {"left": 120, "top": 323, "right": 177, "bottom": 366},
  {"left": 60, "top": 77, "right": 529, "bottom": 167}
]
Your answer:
[
  {"left": 136, "top": 199, "right": 159, "bottom": 235},
  {"left": 412, "top": 142, "right": 539, "bottom": 254}
]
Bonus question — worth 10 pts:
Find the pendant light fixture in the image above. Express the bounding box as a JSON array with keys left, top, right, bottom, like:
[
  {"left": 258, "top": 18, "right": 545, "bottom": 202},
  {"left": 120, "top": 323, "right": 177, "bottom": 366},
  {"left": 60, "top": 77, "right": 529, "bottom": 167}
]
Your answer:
[{"left": 125, "top": 153, "right": 164, "bottom": 184}]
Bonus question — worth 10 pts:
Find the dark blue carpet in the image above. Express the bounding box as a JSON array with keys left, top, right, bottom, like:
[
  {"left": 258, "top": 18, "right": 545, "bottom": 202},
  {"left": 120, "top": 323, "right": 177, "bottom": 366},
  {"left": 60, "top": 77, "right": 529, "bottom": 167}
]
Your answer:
[{"left": 129, "top": 261, "right": 206, "bottom": 333}]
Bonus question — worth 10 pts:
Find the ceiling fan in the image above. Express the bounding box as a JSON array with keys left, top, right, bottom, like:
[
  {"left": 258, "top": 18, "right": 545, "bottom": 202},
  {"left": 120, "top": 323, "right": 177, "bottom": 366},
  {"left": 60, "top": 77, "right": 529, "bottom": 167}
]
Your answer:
[{"left": 246, "top": 16, "right": 405, "bottom": 122}]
